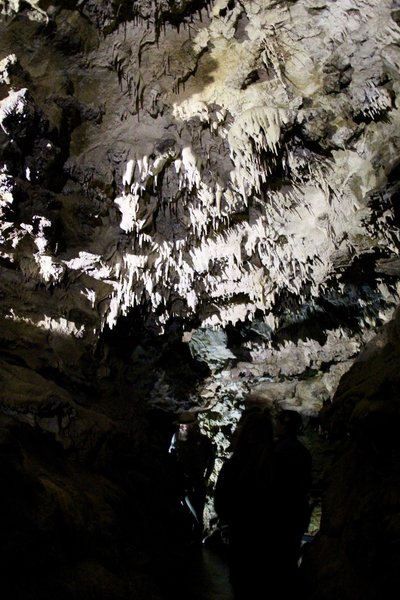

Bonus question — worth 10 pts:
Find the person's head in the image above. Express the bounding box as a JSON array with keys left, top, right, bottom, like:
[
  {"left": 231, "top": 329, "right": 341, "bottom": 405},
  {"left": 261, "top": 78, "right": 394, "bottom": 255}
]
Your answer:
[
  {"left": 231, "top": 408, "right": 274, "bottom": 455},
  {"left": 176, "top": 411, "right": 199, "bottom": 440},
  {"left": 276, "top": 409, "right": 303, "bottom": 438}
]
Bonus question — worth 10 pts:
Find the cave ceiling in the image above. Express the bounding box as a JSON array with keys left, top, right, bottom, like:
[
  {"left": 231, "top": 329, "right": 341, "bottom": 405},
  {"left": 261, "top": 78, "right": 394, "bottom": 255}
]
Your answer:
[{"left": 1, "top": 0, "right": 400, "bottom": 421}]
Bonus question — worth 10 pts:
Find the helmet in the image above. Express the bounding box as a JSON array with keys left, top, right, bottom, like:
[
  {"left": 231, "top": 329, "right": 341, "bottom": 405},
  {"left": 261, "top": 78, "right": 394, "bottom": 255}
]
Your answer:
[{"left": 177, "top": 411, "right": 198, "bottom": 425}]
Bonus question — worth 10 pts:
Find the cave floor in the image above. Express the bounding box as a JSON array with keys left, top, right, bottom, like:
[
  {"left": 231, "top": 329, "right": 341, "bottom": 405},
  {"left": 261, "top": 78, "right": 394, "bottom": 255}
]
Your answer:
[
  {"left": 157, "top": 543, "right": 234, "bottom": 600},
  {"left": 191, "top": 546, "right": 234, "bottom": 600}
]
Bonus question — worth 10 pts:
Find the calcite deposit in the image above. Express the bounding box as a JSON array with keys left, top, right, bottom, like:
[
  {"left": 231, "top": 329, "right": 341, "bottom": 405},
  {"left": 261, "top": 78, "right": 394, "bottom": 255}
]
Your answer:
[{"left": 0, "top": 1, "right": 400, "bottom": 599}]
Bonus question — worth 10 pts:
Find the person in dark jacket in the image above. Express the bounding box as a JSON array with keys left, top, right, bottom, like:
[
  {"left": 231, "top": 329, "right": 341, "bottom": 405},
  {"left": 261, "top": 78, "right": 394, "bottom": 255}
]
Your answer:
[
  {"left": 169, "top": 411, "right": 215, "bottom": 540},
  {"left": 272, "top": 409, "right": 312, "bottom": 598},
  {"left": 214, "top": 408, "right": 275, "bottom": 599}
]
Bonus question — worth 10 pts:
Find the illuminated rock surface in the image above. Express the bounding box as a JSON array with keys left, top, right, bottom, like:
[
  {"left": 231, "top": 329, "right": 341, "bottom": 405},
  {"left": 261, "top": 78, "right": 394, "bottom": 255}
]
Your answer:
[{"left": 0, "top": 1, "right": 399, "bottom": 598}]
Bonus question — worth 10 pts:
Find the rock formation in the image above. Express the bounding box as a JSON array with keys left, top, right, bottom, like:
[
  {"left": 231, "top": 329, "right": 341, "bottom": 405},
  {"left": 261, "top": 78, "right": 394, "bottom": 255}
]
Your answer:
[
  {"left": 0, "top": 0, "right": 399, "bottom": 598},
  {"left": 300, "top": 307, "right": 400, "bottom": 600}
]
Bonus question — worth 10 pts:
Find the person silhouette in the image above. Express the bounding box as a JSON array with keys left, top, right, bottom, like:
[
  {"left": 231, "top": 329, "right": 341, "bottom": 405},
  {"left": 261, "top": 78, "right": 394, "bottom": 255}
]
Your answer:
[
  {"left": 169, "top": 411, "right": 215, "bottom": 541},
  {"left": 272, "top": 409, "right": 312, "bottom": 599},
  {"left": 214, "top": 408, "right": 275, "bottom": 599}
]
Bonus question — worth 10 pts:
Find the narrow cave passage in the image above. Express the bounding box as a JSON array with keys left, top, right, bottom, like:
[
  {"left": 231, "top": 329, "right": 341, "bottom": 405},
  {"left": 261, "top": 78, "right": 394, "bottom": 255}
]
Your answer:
[
  {"left": 149, "top": 408, "right": 328, "bottom": 600},
  {"left": 1, "top": 2, "right": 400, "bottom": 599}
]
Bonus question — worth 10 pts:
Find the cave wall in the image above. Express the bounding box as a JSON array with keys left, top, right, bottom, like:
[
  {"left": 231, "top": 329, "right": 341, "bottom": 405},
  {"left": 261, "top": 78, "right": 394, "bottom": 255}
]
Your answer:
[
  {"left": 1, "top": 1, "right": 400, "bottom": 598},
  {"left": 1, "top": 0, "right": 400, "bottom": 453},
  {"left": 300, "top": 307, "right": 400, "bottom": 600},
  {"left": 1, "top": 0, "right": 400, "bottom": 411}
]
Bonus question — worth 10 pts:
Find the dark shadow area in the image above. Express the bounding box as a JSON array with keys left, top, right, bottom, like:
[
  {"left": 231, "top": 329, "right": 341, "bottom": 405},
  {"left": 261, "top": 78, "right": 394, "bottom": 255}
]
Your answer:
[{"left": 155, "top": 544, "right": 234, "bottom": 600}]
